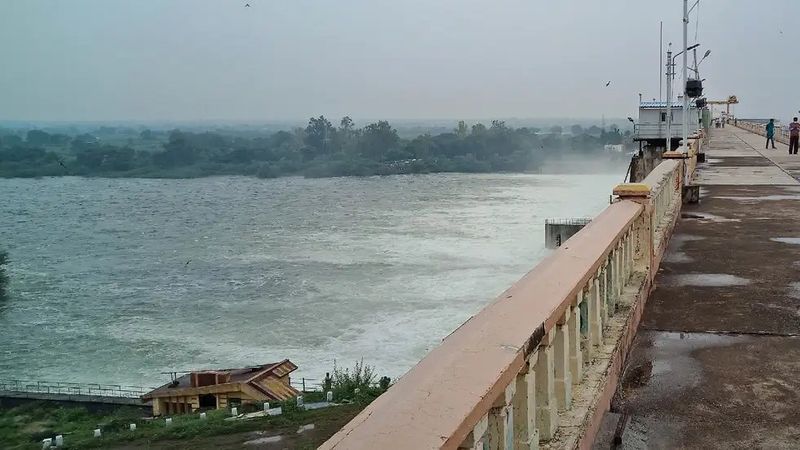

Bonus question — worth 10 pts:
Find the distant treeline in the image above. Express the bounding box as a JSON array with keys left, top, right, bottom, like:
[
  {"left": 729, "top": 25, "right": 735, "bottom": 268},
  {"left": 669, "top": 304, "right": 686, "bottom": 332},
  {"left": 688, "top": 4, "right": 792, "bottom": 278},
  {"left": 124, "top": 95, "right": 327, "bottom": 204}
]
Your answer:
[{"left": 0, "top": 117, "right": 629, "bottom": 179}]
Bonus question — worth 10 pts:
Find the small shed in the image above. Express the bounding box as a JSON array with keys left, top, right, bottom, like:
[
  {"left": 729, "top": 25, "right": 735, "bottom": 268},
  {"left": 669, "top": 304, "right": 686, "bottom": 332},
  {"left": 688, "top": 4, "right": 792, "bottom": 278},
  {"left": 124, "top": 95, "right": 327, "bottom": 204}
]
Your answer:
[
  {"left": 634, "top": 101, "right": 699, "bottom": 148},
  {"left": 142, "top": 359, "right": 300, "bottom": 416}
]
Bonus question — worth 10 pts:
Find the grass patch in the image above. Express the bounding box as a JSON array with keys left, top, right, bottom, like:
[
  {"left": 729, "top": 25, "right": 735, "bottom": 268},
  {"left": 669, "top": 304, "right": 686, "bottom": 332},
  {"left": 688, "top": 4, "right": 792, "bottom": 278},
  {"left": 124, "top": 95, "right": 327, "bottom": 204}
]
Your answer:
[{"left": 0, "top": 400, "right": 363, "bottom": 449}]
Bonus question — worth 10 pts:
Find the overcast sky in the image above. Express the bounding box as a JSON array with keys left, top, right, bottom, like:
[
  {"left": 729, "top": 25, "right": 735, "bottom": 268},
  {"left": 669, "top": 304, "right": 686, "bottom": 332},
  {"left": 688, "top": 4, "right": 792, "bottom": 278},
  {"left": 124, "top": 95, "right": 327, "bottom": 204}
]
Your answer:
[{"left": 1, "top": 1, "right": 797, "bottom": 122}]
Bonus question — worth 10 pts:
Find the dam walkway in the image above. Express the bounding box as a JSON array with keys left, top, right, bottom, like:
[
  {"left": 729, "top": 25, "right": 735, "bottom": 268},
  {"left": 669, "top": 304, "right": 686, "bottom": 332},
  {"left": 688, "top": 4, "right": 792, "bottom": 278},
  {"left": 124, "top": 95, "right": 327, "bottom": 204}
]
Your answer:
[
  {"left": 605, "top": 126, "right": 800, "bottom": 448},
  {"left": 320, "top": 124, "right": 799, "bottom": 450}
]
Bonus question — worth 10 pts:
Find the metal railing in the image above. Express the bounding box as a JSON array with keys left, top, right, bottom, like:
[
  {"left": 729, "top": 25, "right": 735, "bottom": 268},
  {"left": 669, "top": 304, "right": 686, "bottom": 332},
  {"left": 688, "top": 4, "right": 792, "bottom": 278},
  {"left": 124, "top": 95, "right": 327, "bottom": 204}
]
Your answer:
[
  {"left": 544, "top": 218, "right": 593, "bottom": 226},
  {"left": 633, "top": 123, "right": 683, "bottom": 139},
  {"left": 0, "top": 379, "right": 152, "bottom": 399}
]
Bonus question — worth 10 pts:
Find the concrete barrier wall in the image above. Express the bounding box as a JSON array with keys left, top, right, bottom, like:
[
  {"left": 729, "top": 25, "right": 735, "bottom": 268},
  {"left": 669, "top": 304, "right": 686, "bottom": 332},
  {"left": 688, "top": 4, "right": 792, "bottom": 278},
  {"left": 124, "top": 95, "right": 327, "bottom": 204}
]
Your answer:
[
  {"left": 737, "top": 121, "right": 790, "bottom": 145},
  {"left": 544, "top": 219, "right": 592, "bottom": 249},
  {"left": 321, "top": 156, "right": 690, "bottom": 450}
]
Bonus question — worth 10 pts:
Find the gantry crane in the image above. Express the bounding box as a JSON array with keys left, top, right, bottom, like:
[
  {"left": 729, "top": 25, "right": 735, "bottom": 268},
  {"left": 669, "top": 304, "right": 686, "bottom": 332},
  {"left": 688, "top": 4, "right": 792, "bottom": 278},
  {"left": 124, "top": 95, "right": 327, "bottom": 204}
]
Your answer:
[{"left": 706, "top": 95, "right": 739, "bottom": 115}]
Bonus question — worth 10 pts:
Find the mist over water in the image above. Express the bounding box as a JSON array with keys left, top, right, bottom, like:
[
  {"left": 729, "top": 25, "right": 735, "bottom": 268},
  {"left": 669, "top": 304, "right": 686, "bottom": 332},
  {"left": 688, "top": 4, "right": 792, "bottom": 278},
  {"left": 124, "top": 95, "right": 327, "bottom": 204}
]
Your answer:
[{"left": 0, "top": 171, "right": 622, "bottom": 387}]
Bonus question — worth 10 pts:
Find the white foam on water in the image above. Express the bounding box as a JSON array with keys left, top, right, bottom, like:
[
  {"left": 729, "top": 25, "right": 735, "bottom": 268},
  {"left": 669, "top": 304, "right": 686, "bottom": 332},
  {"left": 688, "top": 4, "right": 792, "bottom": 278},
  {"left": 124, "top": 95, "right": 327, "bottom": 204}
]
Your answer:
[{"left": 0, "top": 172, "right": 626, "bottom": 386}]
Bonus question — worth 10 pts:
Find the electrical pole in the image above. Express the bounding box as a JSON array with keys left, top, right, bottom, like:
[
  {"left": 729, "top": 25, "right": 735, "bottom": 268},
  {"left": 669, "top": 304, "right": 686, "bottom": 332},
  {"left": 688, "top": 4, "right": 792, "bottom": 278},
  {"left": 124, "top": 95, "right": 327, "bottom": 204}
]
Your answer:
[
  {"left": 659, "top": 21, "right": 663, "bottom": 104},
  {"left": 682, "top": 0, "right": 689, "bottom": 153},
  {"left": 665, "top": 46, "right": 672, "bottom": 152}
]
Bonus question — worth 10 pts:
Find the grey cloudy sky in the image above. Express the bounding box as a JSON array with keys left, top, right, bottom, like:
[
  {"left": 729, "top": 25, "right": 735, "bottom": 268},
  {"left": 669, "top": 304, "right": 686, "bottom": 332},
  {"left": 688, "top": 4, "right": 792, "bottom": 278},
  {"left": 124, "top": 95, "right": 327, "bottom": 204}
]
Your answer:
[{"left": 1, "top": 0, "right": 797, "bottom": 122}]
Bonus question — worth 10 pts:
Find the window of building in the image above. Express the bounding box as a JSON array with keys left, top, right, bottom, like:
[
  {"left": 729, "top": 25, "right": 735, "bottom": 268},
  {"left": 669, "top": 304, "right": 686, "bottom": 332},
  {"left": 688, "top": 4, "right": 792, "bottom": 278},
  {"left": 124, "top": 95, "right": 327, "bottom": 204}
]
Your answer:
[{"left": 199, "top": 394, "right": 217, "bottom": 409}]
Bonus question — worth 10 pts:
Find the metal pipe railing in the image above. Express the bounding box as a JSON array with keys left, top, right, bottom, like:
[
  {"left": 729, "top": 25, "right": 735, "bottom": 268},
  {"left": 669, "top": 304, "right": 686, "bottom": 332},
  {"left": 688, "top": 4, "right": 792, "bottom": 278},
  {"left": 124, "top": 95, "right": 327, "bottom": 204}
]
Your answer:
[{"left": 0, "top": 379, "right": 152, "bottom": 399}]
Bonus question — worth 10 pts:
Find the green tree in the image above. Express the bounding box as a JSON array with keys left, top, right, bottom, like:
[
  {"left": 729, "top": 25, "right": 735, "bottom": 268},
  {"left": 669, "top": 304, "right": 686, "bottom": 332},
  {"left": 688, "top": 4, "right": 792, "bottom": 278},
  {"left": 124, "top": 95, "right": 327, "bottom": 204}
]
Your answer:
[
  {"left": 455, "top": 120, "right": 469, "bottom": 138},
  {"left": 404, "top": 134, "right": 436, "bottom": 159},
  {"left": 304, "top": 116, "right": 335, "bottom": 156},
  {"left": 26, "top": 130, "right": 52, "bottom": 146},
  {"left": 471, "top": 123, "right": 487, "bottom": 136},
  {"left": 359, "top": 121, "right": 399, "bottom": 160},
  {"left": 335, "top": 116, "right": 358, "bottom": 154}
]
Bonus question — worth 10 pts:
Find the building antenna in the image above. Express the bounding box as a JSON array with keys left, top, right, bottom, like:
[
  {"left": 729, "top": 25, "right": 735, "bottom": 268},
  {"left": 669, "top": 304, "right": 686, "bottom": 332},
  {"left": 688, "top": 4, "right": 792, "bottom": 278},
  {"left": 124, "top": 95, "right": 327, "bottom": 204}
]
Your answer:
[{"left": 659, "top": 21, "right": 663, "bottom": 103}]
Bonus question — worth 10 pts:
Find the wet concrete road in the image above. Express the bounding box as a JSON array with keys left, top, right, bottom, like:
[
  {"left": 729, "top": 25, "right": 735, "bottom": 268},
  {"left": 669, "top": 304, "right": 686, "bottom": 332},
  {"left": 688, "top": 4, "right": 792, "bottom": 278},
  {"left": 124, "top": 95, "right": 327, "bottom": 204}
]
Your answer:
[{"left": 601, "top": 127, "right": 800, "bottom": 449}]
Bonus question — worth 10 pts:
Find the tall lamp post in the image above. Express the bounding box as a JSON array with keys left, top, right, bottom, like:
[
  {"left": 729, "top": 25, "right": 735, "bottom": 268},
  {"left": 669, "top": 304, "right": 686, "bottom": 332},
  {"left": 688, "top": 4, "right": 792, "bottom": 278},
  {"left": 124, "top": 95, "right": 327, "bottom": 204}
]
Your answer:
[
  {"left": 670, "top": 43, "right": 699, "bottom": 151},
  {"left": 682, "top": 0, "right": 689, "bottom": 153}
]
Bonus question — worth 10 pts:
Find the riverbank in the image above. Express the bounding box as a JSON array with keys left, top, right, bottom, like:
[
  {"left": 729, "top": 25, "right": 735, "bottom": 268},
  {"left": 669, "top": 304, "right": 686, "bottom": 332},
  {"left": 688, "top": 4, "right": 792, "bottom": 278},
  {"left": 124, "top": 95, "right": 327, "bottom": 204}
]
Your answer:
[{"left": 0, "top": 400, "right": 363, "bottom": 449}]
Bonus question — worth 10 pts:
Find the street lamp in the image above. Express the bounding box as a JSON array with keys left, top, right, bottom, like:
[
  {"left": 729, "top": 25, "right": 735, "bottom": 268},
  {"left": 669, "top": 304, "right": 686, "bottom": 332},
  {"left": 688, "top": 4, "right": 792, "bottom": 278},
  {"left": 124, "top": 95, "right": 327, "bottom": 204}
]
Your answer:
[
  {"left": 690, "top": 49, "right": 711, "bottom": 77},
  {"left": 670, "top": 42, "right": 700, "bottom": 152}
]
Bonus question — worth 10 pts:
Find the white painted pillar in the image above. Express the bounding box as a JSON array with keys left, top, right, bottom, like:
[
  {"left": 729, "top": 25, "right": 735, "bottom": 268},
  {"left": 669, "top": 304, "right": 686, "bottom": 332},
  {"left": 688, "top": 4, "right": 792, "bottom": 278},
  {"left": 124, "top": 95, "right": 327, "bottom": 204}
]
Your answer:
[
  {"left": 590, "top": 279, "right": 603, "bottom": 348},
  {"left": 487, "top": 382, "right": 516, "bottom": 450},
  {"left": 534, "top": 333, "right": 558, "bottom": 441},
  {"left": 460, "top": 414, "right": 489, "bottom": 450},
  {"left": 598, "top": 267, "right": 608, "bottom": 324},
  {"left": 581, "top": 287, "right": 593, "bottom": 362},
  {"left": 568, "top": 304, "right": 583, "bottom": 384},
  {"left": 553, "top": 310, "right": 572, "bottom": 411},
  {"left": 617, "top": 241, "right": 627, "bottom": 294},
  {"left": 513, "top": 356, "right": 539, "bottom": 450}
]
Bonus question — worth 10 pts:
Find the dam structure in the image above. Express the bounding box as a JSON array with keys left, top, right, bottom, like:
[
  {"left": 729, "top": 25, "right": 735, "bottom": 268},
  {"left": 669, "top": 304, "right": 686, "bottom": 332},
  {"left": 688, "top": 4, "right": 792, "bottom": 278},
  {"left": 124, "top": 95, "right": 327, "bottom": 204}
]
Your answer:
[{"left": 319, "top": 118, "right": 800, "bottom": 449}]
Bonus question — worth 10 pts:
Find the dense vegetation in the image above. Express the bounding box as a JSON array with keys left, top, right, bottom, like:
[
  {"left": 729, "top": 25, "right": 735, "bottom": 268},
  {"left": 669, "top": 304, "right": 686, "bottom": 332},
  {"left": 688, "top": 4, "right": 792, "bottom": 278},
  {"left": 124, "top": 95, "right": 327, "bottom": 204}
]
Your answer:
[
  {"left": 0, "top": 361, "right": 387, "bottom": 449},
  {"left": 0, "top": 401, "right": 362, "bottom": 449},
  {"left": 0, "top": 118, "right": 629, "bottom": 179}
]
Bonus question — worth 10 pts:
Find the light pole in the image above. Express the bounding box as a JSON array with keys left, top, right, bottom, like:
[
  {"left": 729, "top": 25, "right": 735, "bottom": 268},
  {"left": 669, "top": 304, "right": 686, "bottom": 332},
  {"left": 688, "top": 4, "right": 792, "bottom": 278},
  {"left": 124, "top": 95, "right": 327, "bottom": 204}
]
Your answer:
[
  {"left": 669, "top": 43, "right": 699, "bottom": 151},
  {"left": 682, "top": 0, "right": 689, "bottom": 153},
  {"left": 665, "top": 45, "right": 672, "bottom": 152}
]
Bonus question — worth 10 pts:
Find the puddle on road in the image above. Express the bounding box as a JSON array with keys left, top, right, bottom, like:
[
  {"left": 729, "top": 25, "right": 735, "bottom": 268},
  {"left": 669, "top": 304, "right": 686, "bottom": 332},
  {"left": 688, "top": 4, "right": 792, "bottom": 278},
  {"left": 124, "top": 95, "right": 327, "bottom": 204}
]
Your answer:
[
  {"left": 714, "top": 195, "right": 800, "bottom": 202},
  {"left": 790, "top": 282, "right": 800, "bottom": 299},
  {"left": 672, "top": 234, "right": 705, "bottom": 242},
  {"left": 623, "top": 331, "right": 752, "bottom": 402},
  {"left": 663, "top": 234, "right": 706, "bottom": 264},
  {"left": 663, "top": 252, "right": 692, "bottom": 263},
  {"left": 771, "top": 237, "right": 800, "bottom": 245},
  {"left": 681, "top": 212, "right": 740, "bottom": 223},
  {"left": 662, "top": 273, "right": 750, "bottom": 287}
]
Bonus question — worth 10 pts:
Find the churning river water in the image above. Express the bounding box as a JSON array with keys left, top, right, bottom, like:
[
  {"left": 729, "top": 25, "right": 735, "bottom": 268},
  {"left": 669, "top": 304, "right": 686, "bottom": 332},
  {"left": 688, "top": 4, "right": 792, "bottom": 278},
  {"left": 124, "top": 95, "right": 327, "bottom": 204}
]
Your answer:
[{"left": 0, "top": 172, "right": 622, "bottom": 389}]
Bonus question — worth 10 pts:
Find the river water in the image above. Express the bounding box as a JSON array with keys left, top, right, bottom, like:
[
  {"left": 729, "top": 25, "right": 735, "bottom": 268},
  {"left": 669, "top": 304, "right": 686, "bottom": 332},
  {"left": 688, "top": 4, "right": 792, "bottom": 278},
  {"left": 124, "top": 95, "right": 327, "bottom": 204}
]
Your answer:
[{"left": 0, "top": 172, "right": 621, "bottom": 389}]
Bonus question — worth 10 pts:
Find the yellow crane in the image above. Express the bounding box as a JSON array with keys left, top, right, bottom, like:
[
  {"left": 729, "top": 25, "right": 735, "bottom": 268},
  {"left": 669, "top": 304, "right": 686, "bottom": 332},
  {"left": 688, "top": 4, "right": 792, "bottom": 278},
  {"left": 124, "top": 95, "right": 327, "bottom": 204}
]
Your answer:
[{"left": 706, "top": 95, "right": 739, "bottom": 115}]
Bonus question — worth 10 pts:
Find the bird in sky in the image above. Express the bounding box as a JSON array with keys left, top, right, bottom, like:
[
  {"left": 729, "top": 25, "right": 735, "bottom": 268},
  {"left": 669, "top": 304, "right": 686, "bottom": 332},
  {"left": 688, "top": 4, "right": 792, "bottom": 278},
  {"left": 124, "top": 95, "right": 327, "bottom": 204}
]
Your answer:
[
  {"left": 185, "top": 259, "right": 191, "bottom": 267},
  {"left": 57, "top": 158, "right": 67, "bottom": 169},
  {"left": 245, "top": 3, "right": 251, "bottom": 6},
  {"left": 605, "top": 81, "right": 611, "bottom": 87}
]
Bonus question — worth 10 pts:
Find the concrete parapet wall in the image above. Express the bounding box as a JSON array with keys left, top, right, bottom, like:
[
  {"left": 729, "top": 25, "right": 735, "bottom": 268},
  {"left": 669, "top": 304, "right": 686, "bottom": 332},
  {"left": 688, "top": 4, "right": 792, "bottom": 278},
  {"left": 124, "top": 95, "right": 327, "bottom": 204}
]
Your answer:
[
  {"left": 737, "top": 121, "right": 790, "bottom": 145},
  {"left": 322, "top": 154, "right": 690, "bottom": 449},
  {"left": 545, "top": 219, "right": 592, "bottom": 249}
]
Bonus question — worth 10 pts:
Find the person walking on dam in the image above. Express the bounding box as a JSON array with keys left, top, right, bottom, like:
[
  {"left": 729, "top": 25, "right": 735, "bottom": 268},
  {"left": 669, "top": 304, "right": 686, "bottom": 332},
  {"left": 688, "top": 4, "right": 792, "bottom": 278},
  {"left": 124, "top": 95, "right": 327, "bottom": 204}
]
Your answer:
[
  {"left": 766, "top": 119, "right": 777, "bottom": 149},
  {"left": 790, "top": 117, "right": 800, "bottom": 155}
]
